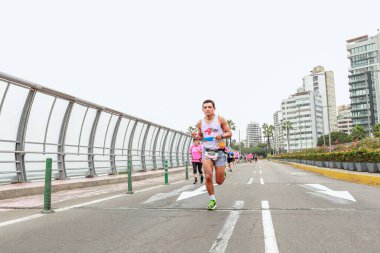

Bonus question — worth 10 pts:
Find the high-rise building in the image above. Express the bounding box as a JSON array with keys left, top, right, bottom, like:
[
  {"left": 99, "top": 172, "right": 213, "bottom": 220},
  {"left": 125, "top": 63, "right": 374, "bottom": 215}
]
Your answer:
[
  {"left": 281, "top": 87, "right": 324, "bottom": 151},
  {"left": 303, "top": 66, "right": 337, "bottom": 134},
  {"left": 346, "top": 32, "right": 380, "bottom": 134},
  {"left": 273, "top": 110, "right": 284, "bottom": 154},
  {"left": 337, "top": 105, "right": 353, "bottom": 134},
  {"left": 246, "top": 122, "right": 262, "bottom": 147}
]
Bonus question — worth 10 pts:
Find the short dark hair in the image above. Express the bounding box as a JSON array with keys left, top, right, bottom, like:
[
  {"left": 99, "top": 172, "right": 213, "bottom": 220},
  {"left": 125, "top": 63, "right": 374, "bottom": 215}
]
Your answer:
[{"left": 202, "top": 99, "right": 215, "bottom": 108}]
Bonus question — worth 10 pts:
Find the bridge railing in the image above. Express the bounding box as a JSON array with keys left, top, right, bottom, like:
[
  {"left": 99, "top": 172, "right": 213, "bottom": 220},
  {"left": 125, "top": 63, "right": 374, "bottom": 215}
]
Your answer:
[{"left": 0, "top": 72, "right": 192, "bottom": 184}]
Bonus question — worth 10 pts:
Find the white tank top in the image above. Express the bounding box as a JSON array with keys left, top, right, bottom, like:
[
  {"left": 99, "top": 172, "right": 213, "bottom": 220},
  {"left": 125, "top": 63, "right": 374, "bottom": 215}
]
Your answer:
[{"left": 201, "top": 115, "right": 225, "bottom": 150}]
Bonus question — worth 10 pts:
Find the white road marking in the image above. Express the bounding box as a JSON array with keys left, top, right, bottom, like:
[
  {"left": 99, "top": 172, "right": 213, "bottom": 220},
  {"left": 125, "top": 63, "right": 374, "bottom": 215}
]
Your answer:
[
  {"left": 304, "top": 184, "right": 356, "bottom": 202},
  {"left": 0, "top": 213, "right": 46, "bottom": 228},
  {"left": 177, "top": 184, "right": 216, "bottom": 201},
  {"left": 144, "top": 185, "right": 194, "bottom": 204},
  {"left": 261, "top": 200, "right": 279, "bottom": 253},
  {"left": 260, "top": 170, "right": 262, "bottom": 174},
  {"left": 260, "top": 178, "right": 264, "bottom": 184},
  {"left": 209, "top": 200, "right": 244, "bottom": 253},
  {"left": 0, "top": 179, "right": 187, "bottom": 228},
  {"left": 247, "top": 177, "right": 253, "bottom": 184}
]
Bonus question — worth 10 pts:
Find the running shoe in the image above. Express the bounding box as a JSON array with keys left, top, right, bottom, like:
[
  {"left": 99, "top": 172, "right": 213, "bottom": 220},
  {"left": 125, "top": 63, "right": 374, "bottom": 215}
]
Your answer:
[
  {"left": 200, "top": 175, "right": 204, "bottom": 183},
  {"left": 208, "top": 199, "right": 217, "bottom": 210}
]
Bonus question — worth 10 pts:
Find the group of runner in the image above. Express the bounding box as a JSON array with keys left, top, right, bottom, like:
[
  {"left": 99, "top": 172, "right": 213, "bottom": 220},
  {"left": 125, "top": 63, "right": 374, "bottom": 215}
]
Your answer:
[{"left": 245, "top": 153, "right": 258, "bottom": 163}]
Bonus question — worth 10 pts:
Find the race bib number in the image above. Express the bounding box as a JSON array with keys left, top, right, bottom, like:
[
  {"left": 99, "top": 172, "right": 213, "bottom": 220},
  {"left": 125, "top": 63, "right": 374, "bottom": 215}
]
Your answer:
[{"left": 205, "top": 151, "right": 218, "bottom": 160}]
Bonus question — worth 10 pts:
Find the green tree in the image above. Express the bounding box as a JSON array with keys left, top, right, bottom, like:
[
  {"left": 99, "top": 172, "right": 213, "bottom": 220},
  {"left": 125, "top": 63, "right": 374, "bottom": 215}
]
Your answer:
[
  {"left": 282, "top": 121, "right": 293, "bottom": 153},
  {"left": 351, "top": 125, "right": 367, "bottom": 140},
  {"left": 373, "top": 123, "right": 380, "bottom": 138},
  {"left": 226, "top": 119, "right": 236, "bottom": 147},
  {"left": 262, "top": 123, "right": 274, "bottom": 155},
  {"left": 317, "top": 131, "right": 352, "bottom": 146},
  {"left": 186, "top": 125, "right": 197, "bottom": 135}
]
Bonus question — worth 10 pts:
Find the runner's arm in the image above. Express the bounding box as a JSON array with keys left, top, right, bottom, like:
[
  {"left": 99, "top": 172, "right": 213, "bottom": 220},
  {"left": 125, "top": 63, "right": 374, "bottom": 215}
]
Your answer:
[
  {"left": 216, "top": 116, "right": 232, "bottom": 140},
  {"left": 195, "top": 120, "right": 203, "bottom": 141}
]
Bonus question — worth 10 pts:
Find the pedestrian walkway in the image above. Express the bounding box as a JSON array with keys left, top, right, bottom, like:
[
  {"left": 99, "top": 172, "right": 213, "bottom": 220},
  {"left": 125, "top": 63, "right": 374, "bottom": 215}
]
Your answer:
[{"left": 0, "top": 167, "right": 186, "bottom": 200}]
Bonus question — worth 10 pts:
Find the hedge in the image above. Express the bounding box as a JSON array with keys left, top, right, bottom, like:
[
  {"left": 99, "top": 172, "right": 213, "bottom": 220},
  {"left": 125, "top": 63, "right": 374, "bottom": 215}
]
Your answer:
[{"left": 273, "top": 149, "right": 380, "bottom": 163}]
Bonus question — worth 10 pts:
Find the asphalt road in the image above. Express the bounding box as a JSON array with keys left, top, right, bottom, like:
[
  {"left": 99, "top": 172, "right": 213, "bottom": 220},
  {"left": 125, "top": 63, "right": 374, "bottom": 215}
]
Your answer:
[{"left": 1, "top": 160, "right": 379, "bottom": 253}]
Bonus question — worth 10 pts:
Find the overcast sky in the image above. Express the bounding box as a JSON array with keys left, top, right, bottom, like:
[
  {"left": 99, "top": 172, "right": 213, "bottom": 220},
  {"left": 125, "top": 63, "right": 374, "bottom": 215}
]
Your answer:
[{"left": 1, "top": 0, "right": 379, "bottom": 140}]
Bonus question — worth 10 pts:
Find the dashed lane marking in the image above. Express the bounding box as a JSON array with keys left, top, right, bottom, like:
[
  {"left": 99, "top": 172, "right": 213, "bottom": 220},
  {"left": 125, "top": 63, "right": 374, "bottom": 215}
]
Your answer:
[
  {"left": 209, "top": 200, "right": 244, "bottom": 253},
  {"left": 261, "top": 200, "right": 279, "bottom": 253}
]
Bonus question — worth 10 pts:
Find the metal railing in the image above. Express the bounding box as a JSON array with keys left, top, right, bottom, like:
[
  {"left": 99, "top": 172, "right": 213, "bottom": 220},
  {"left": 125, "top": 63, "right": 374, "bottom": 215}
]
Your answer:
[{"left": 0, "top": 72, "right": 192, "bottom": 184}]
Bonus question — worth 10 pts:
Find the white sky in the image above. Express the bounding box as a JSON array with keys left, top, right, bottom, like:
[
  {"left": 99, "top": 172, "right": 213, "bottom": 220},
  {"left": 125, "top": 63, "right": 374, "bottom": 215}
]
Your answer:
[{"left": 1, "top": 0, "right": 379, "bottom": 140}]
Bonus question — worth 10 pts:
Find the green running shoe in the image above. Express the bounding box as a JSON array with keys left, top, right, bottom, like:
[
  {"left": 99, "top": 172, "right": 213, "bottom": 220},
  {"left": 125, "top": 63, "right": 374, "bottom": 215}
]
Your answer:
[{"left": 208, "top": 199, "right": 217, "bottom": 210}]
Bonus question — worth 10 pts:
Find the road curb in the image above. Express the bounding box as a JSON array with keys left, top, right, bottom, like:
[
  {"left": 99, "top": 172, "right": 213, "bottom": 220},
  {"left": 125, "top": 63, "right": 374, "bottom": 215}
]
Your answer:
[
  {"left": 0, "top": 168, "right": 186, "bottom": 200},
  {"left": 273, "top": 160, "right": 380, "bottom": 188}
]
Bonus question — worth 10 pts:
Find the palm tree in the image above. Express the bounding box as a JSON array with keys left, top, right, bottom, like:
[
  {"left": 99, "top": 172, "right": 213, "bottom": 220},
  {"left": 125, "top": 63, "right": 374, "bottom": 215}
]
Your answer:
[
  {"left": 186, "top": 125, "right": 197, "bottom": 135},
  {"left": 227, "top": 119, "right": 236, "bottom": 147},
  {"left": 282, "top": 120, "right": 293, "bottom": 153},
  {"left": 269, "top": 125, "right": 275, "bottom": 154},
  {"left": 262, "top": 123, "right": 274, "bottom": 155}
]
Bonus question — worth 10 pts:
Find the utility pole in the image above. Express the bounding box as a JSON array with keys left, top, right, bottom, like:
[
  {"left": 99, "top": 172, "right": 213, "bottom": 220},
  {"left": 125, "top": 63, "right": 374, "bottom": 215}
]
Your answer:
[{"left": 298, "top": 106, "right": 302, "bottom": 151}]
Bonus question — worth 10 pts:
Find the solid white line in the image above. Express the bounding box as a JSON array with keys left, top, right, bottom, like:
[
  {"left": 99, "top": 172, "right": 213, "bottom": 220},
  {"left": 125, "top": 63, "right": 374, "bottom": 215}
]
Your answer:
[
  {"left": 260, "top": 178, "right": 264, "bottom": 184},
  {"left": 0, "top": 213, "right": 46, "bottom": 228},
  {"left": 247, "top": 177, "right": 253, "bottom": 185},
  {"left": 0, "top": 179, "right": 187, "bottom": 228},
  {"left": 58, "top": 180, "right": 187, "bottom": 211},
  {"left": 261, "top": 201, "right": 279, "bottom": 253},
  {"left": 55, "top": 194, "right": 125, "bottom": 212},
  {"left": 209, "top": 201, "right": 244, "bottom": 253}
]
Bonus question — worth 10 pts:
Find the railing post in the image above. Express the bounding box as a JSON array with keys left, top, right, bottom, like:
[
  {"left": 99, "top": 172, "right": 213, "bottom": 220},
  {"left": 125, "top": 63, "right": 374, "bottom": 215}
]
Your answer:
[
  {"left": 185, "top": 160, "right": 189, "bottom": 180},
  {"left": 42, "top": 158, "right": 54, "bottom": 213},
  {"left": 164, "top": 160, "right": 169, "bottom": 185},
  {"left": 127, "top": 160, "right": 133, "bottom": 194}
]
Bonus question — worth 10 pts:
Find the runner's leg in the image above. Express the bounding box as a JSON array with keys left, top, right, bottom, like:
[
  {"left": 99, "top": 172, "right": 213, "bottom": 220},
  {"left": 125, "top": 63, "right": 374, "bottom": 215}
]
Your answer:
[
  {"left": 215, "top": 166, "right": 226, "bottom": 185},
  {"left": 215, "top": 151, "right": 227, "bottom": 185},
  {"left": 192, "top": 162, "right": 198, "bottom": 184},
  {"left": 203, "top": 159, "right": 215, "bottom": 195},
  {"left": 198, "top": 163, "right": 204, "bottom": 183}
]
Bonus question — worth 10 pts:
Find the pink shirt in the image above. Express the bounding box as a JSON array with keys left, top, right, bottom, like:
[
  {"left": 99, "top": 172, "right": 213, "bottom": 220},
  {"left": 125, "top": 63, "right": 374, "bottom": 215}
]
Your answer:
[{"left": 190, "top": 144, "right": 203, "bottom": 162}]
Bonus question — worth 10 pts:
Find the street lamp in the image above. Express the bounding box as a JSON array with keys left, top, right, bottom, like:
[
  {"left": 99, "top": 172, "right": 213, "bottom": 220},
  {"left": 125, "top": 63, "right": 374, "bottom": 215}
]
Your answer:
[
  {"left": 297, "top": 105, "right": 303, "bottom": 152},
  {"left": 321, "top": 105, "right": 333, "bottom": 153},
  {"left": 238, "top": 129, "right": 242, "bottom": 155}
]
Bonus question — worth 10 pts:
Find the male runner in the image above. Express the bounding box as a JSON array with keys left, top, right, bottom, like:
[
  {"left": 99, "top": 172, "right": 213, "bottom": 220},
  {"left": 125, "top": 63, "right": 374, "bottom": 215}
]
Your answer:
[{"left": 194, "top": 99, "right": 232, "bottom": 210}]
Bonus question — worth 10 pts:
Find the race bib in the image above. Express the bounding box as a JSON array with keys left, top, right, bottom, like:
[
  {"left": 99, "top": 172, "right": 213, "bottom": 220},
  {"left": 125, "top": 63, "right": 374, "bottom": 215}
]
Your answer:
[{"left": 205, "top": 151, "right": 218, "bottom": 160}]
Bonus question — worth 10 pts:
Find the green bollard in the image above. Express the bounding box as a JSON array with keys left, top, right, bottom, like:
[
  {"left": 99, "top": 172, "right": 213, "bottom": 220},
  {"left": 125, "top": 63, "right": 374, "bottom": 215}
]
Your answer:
[
  {"left": 42, "top": 158, "right": 54, "bottom": 213},
  {"left": 164, "top": 160, "right": 169, "bottom": 185},
  {"left": 127, "top": 160, "right": 134, "bottom": 194},
  {"left": 185, "top": 161, "right": 189, "bottom": 180}
]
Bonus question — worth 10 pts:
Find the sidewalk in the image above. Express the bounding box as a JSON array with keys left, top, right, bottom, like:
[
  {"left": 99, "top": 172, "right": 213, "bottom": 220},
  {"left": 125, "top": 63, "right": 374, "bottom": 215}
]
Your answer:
[
  {"left": 0, "top": 167, "right": 186, "bottom": 200},
  {"left": 274, "top": 160, "right": 380, "bottom": 187}
]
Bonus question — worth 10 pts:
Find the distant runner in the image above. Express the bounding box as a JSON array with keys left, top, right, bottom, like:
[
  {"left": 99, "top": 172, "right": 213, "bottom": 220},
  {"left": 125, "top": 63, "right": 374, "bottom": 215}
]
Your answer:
[
  {"left": 226, "top": 147, "right": 234, "bottom": 172},
  {"left": 189, "top": 138, "right": 204, "bottom": 184}
]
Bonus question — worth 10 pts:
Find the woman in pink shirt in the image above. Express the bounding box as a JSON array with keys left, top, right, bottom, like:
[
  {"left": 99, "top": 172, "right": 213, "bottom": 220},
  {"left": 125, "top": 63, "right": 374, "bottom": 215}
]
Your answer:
[{"left": 189, "top": 139, "right": 204, "bottom": 184}]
